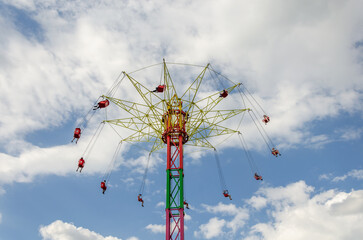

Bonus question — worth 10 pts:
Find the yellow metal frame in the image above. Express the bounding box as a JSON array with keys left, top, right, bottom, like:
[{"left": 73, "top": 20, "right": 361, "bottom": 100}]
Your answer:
[{"left": 104, "top": 60, "right": 250, "bottom": 152}]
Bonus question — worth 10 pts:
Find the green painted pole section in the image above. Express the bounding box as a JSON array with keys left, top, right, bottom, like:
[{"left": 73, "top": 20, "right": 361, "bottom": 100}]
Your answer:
[
  {"left": 179, "top": 169, "right": 184, "bottom": 209},
  {"left": 166, "top": 169, "right": 171, "bottom": 208}
]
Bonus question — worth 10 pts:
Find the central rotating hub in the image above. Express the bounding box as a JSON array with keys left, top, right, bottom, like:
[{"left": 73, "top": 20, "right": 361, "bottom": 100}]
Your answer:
[{"left": 161, "top": 97, "right": 189, "bottom": 144}]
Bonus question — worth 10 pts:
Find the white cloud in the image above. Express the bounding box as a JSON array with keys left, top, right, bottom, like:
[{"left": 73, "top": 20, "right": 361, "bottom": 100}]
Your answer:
[
  {"left": 39, "top": 220, "right": 123, "bottom": 240},
  {"left": 200, "top": 202, "right": 249, "bottom": 234},
  {"left": 246, "top": 186, "right": 363, "bottom": 240},
  {"left": 319, "top": 173, "right": 332, "bottom": 180},
  {"left": 184, "top": 214, "right": 192, "bottom": 221},
  {"left": 194, "top": 217, "right": 226, "bottom": 239},
  {"left": 0, "top": 126, "right": 127, "bottom": 185},
  {"left": 121, "top": 154, "right": 163, "bottom": 175},
  {"left": 339, "top": 128, "right": 363, "bottom": 141},
  {"left": 254, "top": 181, "right": 314, "bottom": 210},
  {"left": 145, "top": 224, "right": 165, "bottom": 234},
  {"left": 0, "top": 187, "right": 5, "bottom": 195},
  {"left": 195, "top": 181, "right": 363, "bottom": 239},
  {"left": 246, "top": 196, "right": 267, "bottom": 210},
  {"left": 2, "top": 0, "right": 36, "bottom": 10},
  {"left": 156, "top": 201, "right": 165, "bottom": 207},
  {"left": 202, "top": 202, "right": 240, "bottom": 216},
  {"left": 146, "top": 219, "right": 191, "bottom": 235},
  {"left": 333, "top": 169, "right": 363, "bottom": 182},
  {"left": 0, "top": 213, "right": 2, "bottom": 224}
]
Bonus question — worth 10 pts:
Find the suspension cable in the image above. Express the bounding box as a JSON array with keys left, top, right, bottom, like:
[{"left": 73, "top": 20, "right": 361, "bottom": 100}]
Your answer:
[
  {"left": 102, "top": 141, "right": 123, "bottom": 182},
  {"left": 82, "top": 122, "right": 105, "bottom": 159},
  {"left": 238, "top": 132, "right": 260, "bottom": 175},
  {"left": 106, "top": 122, "right": 157, "bottom": 153},
  {"left": 249, "top": 109, "right": 276, "bottom": 150},
  {"left": 214, "top": 148, "right": 227, "bottom": 192},
  {"left": 159, "top": 62, "right": 163, "bottom": 85},
  {"left": 240, "top": 84, "right": 268, "bottom": 116},
  {"left": 207, "top": 66, "right": 226, "bottom": 90},
  {"left": 207, "top": 64, "right": 238, "bottom": 86},
  {"left": 106, "top": 71, "right": 126, "bottom": 98},
  {"left": 248, "top": 111, "right": 272, "bottom": 149},
  {"left": 139, "top": 152, "right": 152, "bottom": 195},
  {"left": 75, "top": 96, "right": 102, "bottom": 135},
  {"left": 128, "top": 62, "right": 163, "bottom": 75}
]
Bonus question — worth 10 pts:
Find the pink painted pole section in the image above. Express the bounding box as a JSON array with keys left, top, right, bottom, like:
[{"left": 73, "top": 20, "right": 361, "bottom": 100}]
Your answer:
[
  {"left": 166, "top": 209, "right": 170, "bottom": 239},
  {"left": 167, "top": 135, "right": 171, "bottom": 169},
  {"left": 166, "top": 135, "right": 171, "bottom": 240},
  {"left": 179, "top": 209, "right": 184, "bottom": 239}
]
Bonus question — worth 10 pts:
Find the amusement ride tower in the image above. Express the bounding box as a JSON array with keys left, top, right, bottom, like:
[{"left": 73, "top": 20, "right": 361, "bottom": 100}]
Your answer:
[{"left": 75, "top": 59, "right": 277, "bottom": 240}]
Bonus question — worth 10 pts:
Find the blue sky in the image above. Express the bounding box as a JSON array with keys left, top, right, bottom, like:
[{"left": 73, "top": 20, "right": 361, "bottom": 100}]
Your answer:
[{"left": 0, "top": 0, "right": 363, "bottom": 240}]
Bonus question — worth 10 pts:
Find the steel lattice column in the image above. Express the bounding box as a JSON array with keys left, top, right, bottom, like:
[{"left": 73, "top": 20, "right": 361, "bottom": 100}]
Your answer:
[{"left": 166, "top": 134, "right": 184, "bottom": 240}]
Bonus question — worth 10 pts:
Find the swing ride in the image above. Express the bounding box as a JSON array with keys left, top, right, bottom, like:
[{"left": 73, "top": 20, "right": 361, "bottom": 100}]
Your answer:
[{"left": 72, "top": 59, "right": 280, "bottom": 240}]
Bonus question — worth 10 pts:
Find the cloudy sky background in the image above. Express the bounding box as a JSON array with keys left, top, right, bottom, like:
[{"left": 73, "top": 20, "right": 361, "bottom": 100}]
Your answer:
[{"left": 0, "top": 0, "right": 362, "bottom": 239}]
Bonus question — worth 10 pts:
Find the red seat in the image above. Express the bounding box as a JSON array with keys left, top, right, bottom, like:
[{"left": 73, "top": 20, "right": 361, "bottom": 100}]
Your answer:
[
  {"left": 98, "top": 99, "right": 110, "bottom": 109},
  {"left": 156, "top": 85, "right": 165, "bottom": 93},
  {"left": 220, "top": 90, "right": 228, "bottom": 98},
  {"left": 78, "top": 158, "right": 85, "bottom": 167},
  {"left": 74, "top": 128, "right": 81, "bottom": 138}
]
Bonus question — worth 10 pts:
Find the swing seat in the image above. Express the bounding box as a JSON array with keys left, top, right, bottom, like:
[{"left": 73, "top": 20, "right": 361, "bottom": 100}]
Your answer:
[
  {"left": 74, "top": 128, "right": 81, "bottom": 138},
  {"left": 78, "top": 158, "right": 85, "bottom": 167},
  {"left": 98, "top": 99, "right": 110, "bottom": 108},
  {"left": 156, "top": 85, "right": 165, "bottom": 92},
  {"left": 220, "top": 90, "right": 228, "bottom": 98},
  {"left": 262, "top": 115, "right": 270, "bottom": 124}
]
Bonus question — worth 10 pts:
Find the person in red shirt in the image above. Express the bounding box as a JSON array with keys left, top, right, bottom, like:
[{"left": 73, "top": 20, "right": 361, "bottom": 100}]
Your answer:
[
  {"left": 254, "top": 173, "right": 263, "bottom": 181},
  {"left": 271, "top": 148, "right": 281, "bottom": 157},
  {"left": 76, "top": 157, "right": 85, "bottom": 172},
  {"left": 223, "top": 190, "right": 232, "bottom": 200},
  {"left": 152, "top": 85, "right": 165, "bottom": 93},
  {"left": 138, "top": 194, "right": 144, "bottom": 207},
  {"left": 183, "top": 201, "right": 190, "bottom": 209},
  {"left": 101, "top": 180, "right": 107, "bottom": 194},
  {"left": 72, "top": 128, "right": 81, "bottom": 143},
  {"left": 93, "top": 99, "right": 110, "bottom": 110},
  {"left": 220, "top": 89, "right": 228, "bottom": 98},
  {"left": 262, "top": 115, "right": 270, "bottom": 125}
]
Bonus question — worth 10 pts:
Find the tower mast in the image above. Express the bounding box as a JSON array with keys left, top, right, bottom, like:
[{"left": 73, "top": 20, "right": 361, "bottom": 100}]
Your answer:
[{"left": 163, "top": 95, "right": 188, "bottom": 240}]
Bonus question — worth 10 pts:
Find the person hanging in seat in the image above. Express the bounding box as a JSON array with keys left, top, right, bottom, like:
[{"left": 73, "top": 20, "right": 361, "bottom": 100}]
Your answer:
[
  {"left": 223, "top": 190, "right": 232, "bottom": 200},
  {"left": 254, "top": 173, "right": 263, "bottom": 181},
  {"left": 184, "top": 200, "right": 190, "bottom": 209},
  {"left": 138, "top": 194, "right": 144, "bottom": 207},
  {"left": 271, "top": 148, "right": 281, "bottom": 157},
  {"left": 220, "top": 89, "right": 228, "bottom": 98},
  {"left": 152, "top": 85, "right": 165, "bottom": 93},
  {"left": 71, "top": 128, "right": 81, "bottom": 143},
  {"left": 100, "top": 180, "right": 107, "bottom": 194},
  {"left": 262, "top": 115, "right": 270, "bottom": 125},
  {"left": 76, "top": 157, "right": 85, "bottom": 172},
  {"left": 93, "top": 99, "right": 110, "bottom": 110}
]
